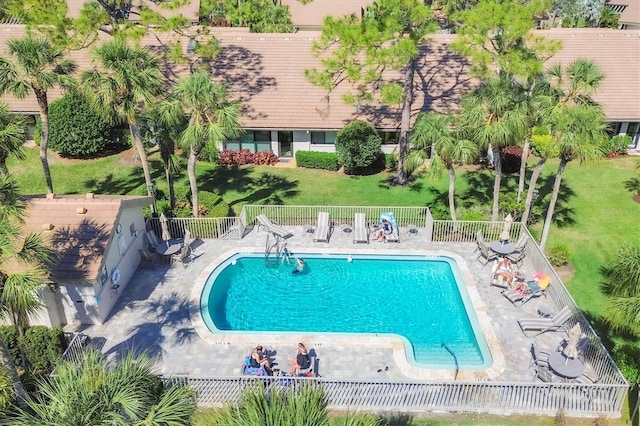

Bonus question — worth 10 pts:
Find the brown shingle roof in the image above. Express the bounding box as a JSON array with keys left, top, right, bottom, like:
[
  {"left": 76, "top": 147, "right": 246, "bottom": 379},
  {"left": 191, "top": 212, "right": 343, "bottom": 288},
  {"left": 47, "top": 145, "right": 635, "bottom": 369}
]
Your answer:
[
  {"left": 1, "top": 26, "right": 638, "bottom": 127},
  {"left": 22, "top": 194, "right": 151, "bottom": 282},
  {"left": 283, "top": 0, "right": 372, "bottom": 29}
]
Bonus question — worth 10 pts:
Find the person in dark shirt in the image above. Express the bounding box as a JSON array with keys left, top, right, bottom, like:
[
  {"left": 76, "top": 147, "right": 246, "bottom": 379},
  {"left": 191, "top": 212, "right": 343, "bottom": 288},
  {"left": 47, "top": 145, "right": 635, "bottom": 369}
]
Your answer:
[{"left": 289, "top": 342, "right": 311, "bottom": 375}]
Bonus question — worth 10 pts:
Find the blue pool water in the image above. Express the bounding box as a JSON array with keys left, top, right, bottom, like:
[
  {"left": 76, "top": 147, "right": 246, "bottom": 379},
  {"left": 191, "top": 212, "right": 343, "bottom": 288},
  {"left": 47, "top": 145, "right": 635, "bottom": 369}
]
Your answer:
[{"left": 201, "top": 253, "right": 492, "bottom": 368}]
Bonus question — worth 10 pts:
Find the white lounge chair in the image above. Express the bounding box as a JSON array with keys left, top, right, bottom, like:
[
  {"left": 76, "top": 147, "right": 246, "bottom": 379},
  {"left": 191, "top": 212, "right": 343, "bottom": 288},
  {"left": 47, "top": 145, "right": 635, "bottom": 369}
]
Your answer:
[
  {"left": 518, "top": 306, "right": 573, "bottom": 337},
  {"left": 256, "top": 214, "right": 293, "bottom": 239},
  {"left": 313, "top": 211, "right": 330, "bottom": 242},
  {"left": 353, "top": 213, "right": 368, "bottom": 244}
]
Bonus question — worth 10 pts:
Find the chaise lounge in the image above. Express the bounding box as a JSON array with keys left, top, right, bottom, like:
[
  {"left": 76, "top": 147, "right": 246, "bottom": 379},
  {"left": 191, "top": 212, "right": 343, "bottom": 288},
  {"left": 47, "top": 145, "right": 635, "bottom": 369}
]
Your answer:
[
  {"left": 313, "top": 211, "right": 330, "bottom": 242},
  {"left": 256, "top": 214, "right": 293, "bottom": 239},
  {"left": 517, "top": 306, "right": 573, "bottom": 337},
  {"left": 353, "top": 213, "right": 369, "bottom": 244}
]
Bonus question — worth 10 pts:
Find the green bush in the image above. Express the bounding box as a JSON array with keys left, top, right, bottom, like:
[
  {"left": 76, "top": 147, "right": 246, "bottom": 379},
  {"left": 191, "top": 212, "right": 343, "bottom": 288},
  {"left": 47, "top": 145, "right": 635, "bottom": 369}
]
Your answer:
[
  {"left": 546, "top": 243, "right": 571, "bottom": 266},
  {"left": 384, "top": 153, "right": 396, "bottom": 171},
  {"left": 0, "top": 364, "right": 14, "bottom": 415},
  {"left": 613, "top": 343, "right": 640, "bottom": 385},
  {"left": 295, "top": 151, "right": 339, "bottom": 171},
  {"left": 498, "top": 192, "right": 524, "bottom": 221},
  {"left": 48, "top": 92, "right": 114, "bottom": 158},
  {"left": 198, "top": 191, "right": 231, "bottom": 218},
  {"left": 17, "top": 326, "right": 66, "bottom": 373},
  {"left": 198, "top": 142, "right": 220, "bottom": 163},
  {"left": 335, "top": 121, "right": 382, "bottom": 174},
  {"left": 603, "top": 134, "right": 631, "bottom": 158},
  {"left": 0, "top": 326, "right": 20, "bottom": 367}
]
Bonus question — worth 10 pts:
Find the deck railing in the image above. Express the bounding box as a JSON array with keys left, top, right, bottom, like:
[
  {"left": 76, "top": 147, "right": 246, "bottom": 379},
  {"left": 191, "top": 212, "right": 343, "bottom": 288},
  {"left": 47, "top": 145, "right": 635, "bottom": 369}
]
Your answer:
[
  {"left": 141, "top": 208, "right": 628, "bottom": 417},
  {"left": 162, "top": 375, "right": 627, "bottom": 417}
]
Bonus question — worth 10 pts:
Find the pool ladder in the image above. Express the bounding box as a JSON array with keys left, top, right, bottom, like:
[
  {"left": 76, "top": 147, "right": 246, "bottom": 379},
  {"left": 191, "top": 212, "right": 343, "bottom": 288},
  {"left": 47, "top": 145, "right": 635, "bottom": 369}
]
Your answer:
[{"left": 264, "top": 235, "right": 282, "bottom": 264}]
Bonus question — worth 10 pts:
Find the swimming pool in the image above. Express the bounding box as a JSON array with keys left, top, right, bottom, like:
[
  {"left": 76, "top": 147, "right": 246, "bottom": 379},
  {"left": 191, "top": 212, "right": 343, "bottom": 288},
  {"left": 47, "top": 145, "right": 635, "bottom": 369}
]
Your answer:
[{"left": 200, "top": 253, "right": 492, "bottom": 369}]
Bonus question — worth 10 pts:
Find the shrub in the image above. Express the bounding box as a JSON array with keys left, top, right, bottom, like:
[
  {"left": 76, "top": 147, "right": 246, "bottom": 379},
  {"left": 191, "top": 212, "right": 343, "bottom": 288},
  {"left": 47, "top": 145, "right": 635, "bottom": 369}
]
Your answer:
[
  {"left": 384, "top": 153, "right": 396, "bottom": 171},
  {"left": 498, "top": 192, "right": 524, "bottom": 221},
  {"left": 603, "top": 135, "right": 630, "bottom": 158},
  {"left": 0, "top": 364, "right": 14, "bottom": 415},
  {"left": 458, "top": 205, "right": 490, "bottom": 221},
  {"left": 612, "top": 343, "right": 640, "bottom": 385},
  {"left": 0, "top": 326, "right": 20, "bottom": 367},
  {"left": 18, "top": 326, "right": 66, "bottom": 373},
  {"left": 295, "top": 151, "right": 339, "bottom": 171},
  {"left": 500, "top": 145, "right": 522, "bottom": 174},
  {"left": 48, "top": 92, "right": 114, "bottom": 158},
  {"left": 198, "top": 191, "right": 231, "bottom": 218},
  {"left": 624, "top": 177, "right": 640, "bottom": 196},
  {"left": 546, "top": 243, "right": 570, "bottom": 266},
  {"left": 252, "top": 151, "right": 278, "bottom": 165},
  {"left": 198, "top": 141, "right": 220, "bottom": 163},
  {"left": 335, "top": 121, "right": 382, "bottom": 174},
  {"left": 218, "top": 149, "right": 254, "bottom": 165}
]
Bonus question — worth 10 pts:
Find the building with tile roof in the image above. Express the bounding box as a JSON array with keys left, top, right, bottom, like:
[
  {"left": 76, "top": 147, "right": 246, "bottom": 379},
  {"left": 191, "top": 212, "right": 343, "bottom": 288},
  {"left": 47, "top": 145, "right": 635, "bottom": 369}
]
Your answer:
[
  {"left": 21, "top": 193, "right": 152, "bottom": 326},
  {"left": 607, "top": 0, "right": 640, "bottom": 29},
  {"left": 1, "top": 25, "right": 638, "bottom": 157}
]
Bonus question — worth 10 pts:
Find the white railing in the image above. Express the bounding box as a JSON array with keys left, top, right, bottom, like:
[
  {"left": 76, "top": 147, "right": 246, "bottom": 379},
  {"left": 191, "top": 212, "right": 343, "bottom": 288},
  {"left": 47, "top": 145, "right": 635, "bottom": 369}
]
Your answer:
[
  {"left": 140, "top": 208, "right": 628, "bottom": 417},
  {"left": 161, "top": 375, "right": 627, "bottom": 417}
]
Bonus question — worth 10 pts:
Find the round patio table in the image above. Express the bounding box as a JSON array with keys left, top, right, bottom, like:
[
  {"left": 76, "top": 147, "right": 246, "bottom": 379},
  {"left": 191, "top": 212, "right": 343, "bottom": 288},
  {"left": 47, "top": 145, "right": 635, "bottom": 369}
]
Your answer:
[
  {"left": 156, "top": 243, "right": 182, "bottom": 263},
  {"left": 548, "top": 351, "right": 585, "bottom": 380},
  {"left": 489, "top": 241, "right": 516, "bottom": 256}
]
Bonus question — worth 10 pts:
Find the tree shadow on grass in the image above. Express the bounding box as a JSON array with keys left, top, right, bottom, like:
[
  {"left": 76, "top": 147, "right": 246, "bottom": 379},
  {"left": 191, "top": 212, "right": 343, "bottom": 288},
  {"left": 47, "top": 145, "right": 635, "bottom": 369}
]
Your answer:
[
  {"left": 198, "top": 166, "right": 299, "bottom": 206},
  {"left": 83, "top": 158, "right": 167, "bottom": 196}
]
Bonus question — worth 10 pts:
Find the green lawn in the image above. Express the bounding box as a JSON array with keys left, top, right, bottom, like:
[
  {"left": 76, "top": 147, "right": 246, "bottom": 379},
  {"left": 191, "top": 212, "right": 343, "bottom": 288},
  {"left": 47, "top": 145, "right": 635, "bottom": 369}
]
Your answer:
[{"left": 9, "top": 147, "right": 639, "bottom": 422}]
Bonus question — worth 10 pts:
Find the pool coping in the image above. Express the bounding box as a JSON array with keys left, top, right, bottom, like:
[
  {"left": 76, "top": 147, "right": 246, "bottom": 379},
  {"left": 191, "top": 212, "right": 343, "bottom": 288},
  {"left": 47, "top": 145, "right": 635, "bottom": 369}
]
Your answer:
[{"left": 189, "top": 247, "right": 506, "bottom": 381}]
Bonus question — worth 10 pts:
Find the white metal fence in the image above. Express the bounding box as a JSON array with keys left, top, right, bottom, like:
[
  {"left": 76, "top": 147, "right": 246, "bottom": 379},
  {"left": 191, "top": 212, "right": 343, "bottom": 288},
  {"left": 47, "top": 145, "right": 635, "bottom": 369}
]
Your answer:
[
  {"left": 140, "top": 208, "right": 628, "bottom": 417},
  {"left": 162, "top": 375, "right": 627, "bottom": 417}
]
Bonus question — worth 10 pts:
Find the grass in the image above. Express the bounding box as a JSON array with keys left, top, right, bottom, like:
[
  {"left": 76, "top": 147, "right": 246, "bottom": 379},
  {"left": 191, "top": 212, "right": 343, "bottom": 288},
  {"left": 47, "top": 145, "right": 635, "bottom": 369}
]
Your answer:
[{"left": 8, "top": 147, "right": 640, "bottom": 424}]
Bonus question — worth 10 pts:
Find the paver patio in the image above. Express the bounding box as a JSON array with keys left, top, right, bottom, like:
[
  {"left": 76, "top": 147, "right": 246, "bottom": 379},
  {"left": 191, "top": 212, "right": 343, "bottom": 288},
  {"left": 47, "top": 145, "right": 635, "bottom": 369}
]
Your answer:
[{"left": 77, "top": 225, "right": 576, "bottom": 383}]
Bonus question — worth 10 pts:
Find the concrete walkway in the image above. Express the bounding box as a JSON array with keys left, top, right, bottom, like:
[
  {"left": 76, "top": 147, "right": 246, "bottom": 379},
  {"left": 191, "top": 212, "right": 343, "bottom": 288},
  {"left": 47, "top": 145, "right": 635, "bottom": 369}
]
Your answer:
[{"left": 77, "top": 225, "right": 568, "bottom": 383}]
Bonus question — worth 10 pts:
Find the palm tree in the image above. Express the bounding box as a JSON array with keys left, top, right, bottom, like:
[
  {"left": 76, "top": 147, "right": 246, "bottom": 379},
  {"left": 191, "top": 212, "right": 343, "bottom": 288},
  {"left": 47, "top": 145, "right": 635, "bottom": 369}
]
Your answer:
[
  {"left": 460, "top": 76, "right": 526, "bottom": 221},
  {"left": 0, "top": 35, "right": 75, "bottom": 194},
  {"left": 602, "top": 244, "right": 640, "bottom": 333},
  {"left": 537, "top": 59, "right": 607, "bottom": 248},
  {"left": 0, "top": 103, "right": 27, "bottom": 176},
  {"left": 406, "top": 112, "right": 478, "bottom": 224},
  {"left": 8, "top": 348, "right": 196, "bottom": 425},
  {"left": 0, "top": 175, "right": 55, "bottom": 407},
  {"left": 81, "top": 39, "right": 163, "bottom": 214},
  {"left": 159, "top": 73, "right": 241, "bottom": 217}
]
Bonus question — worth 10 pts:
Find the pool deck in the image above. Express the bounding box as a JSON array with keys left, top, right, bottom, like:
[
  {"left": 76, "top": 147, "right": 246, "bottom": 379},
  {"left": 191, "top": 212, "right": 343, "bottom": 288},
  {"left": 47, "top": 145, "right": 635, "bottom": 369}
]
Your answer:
[{"left": 77, "top": 225, "right": 570, "bottom": 383}]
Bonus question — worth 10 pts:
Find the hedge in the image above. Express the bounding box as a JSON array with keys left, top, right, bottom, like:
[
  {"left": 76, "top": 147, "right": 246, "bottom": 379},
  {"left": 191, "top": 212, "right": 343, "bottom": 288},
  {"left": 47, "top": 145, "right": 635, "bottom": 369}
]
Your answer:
[{"left": 295, "top": 151, "right": 339, "bottom": 171}]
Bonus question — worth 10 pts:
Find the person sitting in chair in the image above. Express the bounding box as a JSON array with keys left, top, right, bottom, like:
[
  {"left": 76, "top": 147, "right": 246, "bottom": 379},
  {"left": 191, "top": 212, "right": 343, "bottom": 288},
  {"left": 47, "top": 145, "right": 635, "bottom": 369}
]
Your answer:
[
  {"left": 514, "top": 272, "right": 551, "bottom": 295},
  {"left": 289, "top": 342, "right": 311, "bottom": 376},
  {"left": 251, "top": 345, "right": 272, "bottom": 373},
  {"left": 373, "top": 219, "right": 393, "bottom": 242},
  {"left": 492, "top": 257, "right": 514, "bottom": 286}
]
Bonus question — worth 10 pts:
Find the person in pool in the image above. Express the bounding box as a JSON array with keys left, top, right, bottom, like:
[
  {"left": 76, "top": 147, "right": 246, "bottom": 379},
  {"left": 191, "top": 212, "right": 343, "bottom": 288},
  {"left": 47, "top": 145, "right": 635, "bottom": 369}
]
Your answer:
[{"left": 292, "top": 258, "right": 305, "bottom": 274}]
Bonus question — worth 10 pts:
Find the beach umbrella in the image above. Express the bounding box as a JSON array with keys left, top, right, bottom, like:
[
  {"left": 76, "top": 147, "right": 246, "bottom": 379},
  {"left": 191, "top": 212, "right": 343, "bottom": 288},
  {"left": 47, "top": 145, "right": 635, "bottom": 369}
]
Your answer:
[
  {"left": 500, "top": 213, "right": 513, "bottom": 242},
  {"left": 159, "top": 213, "right": 171, "bottom": 242},
  {"left": 563, "top": 323, "right": 582, "bottom": 360}
]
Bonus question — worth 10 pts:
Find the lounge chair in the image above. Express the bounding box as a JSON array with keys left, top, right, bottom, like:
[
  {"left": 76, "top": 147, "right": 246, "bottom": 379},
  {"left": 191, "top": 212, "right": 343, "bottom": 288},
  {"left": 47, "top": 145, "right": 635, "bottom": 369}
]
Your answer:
[
  {"left": 504, "top": 271, "right": 552, "bottom": 305},
  {"left": 353, "top": 213, "right": 369, "bottom": 244},
  {"left": 381, "top": 212, "right": 399, "bottom": 243},
  {"left": 171, "top": 243, "right": 193, "bottom": 268},
  {"left": 256, "top": 214, "right": 293, "bottom": 239},
  {"left": 313, "top": 211, "right": 330, "bottom": 242},
  {"left": 517, "top": 306, "right": 573, "bottom": 337}
]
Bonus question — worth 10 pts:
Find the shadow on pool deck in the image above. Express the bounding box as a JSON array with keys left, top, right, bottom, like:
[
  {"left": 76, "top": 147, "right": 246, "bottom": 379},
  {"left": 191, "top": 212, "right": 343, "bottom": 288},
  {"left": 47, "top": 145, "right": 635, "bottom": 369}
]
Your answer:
[{"left": 77, "top": 226, "right": 561, "bottom": 382}]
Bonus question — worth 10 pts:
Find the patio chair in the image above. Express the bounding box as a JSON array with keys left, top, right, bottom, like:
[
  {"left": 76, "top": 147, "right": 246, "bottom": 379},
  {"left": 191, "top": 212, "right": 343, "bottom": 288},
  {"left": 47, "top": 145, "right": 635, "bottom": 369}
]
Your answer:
[
  {"left": 517, "top": 306, "right": 573, "bottom": 337},
  {"left": 256, "top": 214, "right": 293, "bottom": 239},
  {"left": 477, "top": 243, "right": 499, "bottom": 265},
  {"left": 507, "top": 250, "right": 527, "bottom": 268},
  {"left": 147, "top": 230, "right": 160, "bottom": 248},
  {"left": 528, "top": 340, "right": 550, "bottom": 371},
  {"left": 353, "top": 213, "right": 369, "bottom": 244},
  {"left": 138, "top": 248, "right": 157, "bottom": 267},
  {"left": 171, "top": 243, "right": 194, "bottom": 268},
  {"left": 313, "top": 211, "right": 330, "bottom": 242},
  {"left": 473, "top": 230, "right": 485, "bottom": 253},
  {"left": 534, "top": 364, "right": 562, "bottom": 383}
]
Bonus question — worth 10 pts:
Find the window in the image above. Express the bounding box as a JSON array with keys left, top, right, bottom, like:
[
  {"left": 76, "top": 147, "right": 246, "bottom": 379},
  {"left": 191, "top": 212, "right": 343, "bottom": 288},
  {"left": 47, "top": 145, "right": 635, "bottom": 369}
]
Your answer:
[
  {"left": 310, "top": 131, "right": 337, "bottom": 144},
  {"left": 378, "top": 131, "right": 399, "bottom": 145},
  {"left": 225, "top": 131, "right": 272, "bottom": 152}
]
